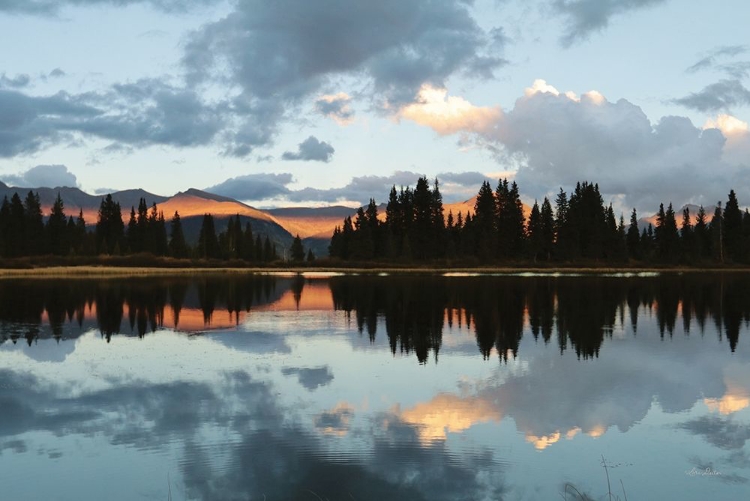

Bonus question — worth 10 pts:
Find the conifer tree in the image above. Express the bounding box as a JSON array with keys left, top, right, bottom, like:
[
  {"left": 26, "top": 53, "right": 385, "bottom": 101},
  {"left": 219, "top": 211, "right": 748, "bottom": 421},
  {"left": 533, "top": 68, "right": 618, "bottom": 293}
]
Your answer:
[
  {"left": 95, "top": 194, "right": 124, "bottom": 255},
  {"left": 723, "top": 190, "right": 743, "bottom": 262},
  {"left": 46, "top": 193, "right": 68, "bottom": 256},
  {"left": 197, "top": 213, "right": 219, "bottom": 259},
  {"left": 540, "top": 197, "right": 554, "bottom": 261},
  {"left": 290, "top": 234, "right": 305, "bottom": 262},
  {"left": 24, "top": 191, "right": 44, "bottom": 255},
  {"left": 168, "top": 211, "right": 189, "bottom": 258},
  {"left": 626, "top": 208, "right": 641, "bottom": 260}
]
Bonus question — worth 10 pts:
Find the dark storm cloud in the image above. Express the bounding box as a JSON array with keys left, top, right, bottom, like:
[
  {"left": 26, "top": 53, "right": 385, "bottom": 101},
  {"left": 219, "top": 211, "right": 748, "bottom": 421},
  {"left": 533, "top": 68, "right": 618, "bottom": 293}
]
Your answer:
[
  {"left": 281, "top": 136, "right": 335, "bottom": 162},
  {"left": 0, "top": 164, "right": 78, "bottom": 188},
  {"left": 205, "top": 173, "right": 294, "bottom": 202},
  {"left": 281, "top": 366, "right": 334, "bottom": 391},
  {"left": 552, "top": 0, "right": 668, "bottom": 47},
  {"left": 672, "top": 79, "right": 750, "bottom": 112}
]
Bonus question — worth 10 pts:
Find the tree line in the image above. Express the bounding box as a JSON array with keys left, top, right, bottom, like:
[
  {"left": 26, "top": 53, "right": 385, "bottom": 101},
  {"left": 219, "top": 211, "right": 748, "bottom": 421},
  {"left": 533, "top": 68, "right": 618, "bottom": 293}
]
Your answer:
[
  {"left": 329, "top": 176, "right": 750, "bottom": 265},
  {"left": 0, "top": 191, "right": 303, "bottom": 262}
]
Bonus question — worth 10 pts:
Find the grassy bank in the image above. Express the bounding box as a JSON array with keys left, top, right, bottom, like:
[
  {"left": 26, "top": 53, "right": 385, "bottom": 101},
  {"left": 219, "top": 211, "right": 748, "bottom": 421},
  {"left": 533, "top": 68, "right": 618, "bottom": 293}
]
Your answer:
[{"left": 2, "top": 255, "right": 750, "bottom": 278}]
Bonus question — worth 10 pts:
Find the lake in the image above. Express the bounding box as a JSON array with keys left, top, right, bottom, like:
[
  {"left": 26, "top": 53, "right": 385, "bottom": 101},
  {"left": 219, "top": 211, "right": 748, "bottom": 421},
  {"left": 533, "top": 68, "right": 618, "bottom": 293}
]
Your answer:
[{"left": 0, "top": 273, "right": 748, "bottom": 500}]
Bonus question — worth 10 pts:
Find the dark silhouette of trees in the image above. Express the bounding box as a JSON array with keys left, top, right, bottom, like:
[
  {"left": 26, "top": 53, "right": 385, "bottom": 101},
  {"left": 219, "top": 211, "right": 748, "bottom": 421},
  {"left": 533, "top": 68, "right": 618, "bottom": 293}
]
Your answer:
[
  {"left": 197, "top": 214, "right": 220, "bottom": 259},
  {"left": 95, "top": 194, "right": 124, "bottom": 255},
  {"left": 168, "top": 211, "right": 189, "bottom": 258},
  {"left": 46, "top": 193, "right": 68, "bottom": 256},
  {"left": 290, "top": 234, "right": 305, "bottom": 262}
]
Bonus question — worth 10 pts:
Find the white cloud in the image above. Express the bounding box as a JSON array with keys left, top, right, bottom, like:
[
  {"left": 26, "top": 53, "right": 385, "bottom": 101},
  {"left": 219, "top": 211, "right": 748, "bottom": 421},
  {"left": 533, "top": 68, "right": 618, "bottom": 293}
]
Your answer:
[{"left": 398, "top": 85, "right": 502, "bottom": 136}]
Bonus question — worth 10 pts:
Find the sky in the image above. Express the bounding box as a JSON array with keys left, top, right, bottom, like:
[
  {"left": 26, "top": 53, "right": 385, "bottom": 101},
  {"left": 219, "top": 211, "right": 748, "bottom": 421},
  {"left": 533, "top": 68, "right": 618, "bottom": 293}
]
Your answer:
[{"left": 1, "top": 0, "right": 749, "bottom": 214}]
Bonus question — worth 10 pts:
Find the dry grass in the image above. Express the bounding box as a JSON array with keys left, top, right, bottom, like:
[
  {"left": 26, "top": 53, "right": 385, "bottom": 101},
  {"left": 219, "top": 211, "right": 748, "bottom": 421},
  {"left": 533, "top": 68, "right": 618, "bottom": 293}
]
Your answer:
[{"left": 2, "top": 264, "right": 750, "bottom": 279}]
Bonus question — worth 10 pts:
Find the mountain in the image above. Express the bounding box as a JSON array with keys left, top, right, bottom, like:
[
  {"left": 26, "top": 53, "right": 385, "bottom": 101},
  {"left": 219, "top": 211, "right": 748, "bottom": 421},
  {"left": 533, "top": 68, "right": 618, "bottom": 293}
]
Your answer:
[
  {"left": 639, "top": 204, "right": 717, "bottom": 231},
  {"left": 0, "top": 183, "right": 166, "bottom": 224}
]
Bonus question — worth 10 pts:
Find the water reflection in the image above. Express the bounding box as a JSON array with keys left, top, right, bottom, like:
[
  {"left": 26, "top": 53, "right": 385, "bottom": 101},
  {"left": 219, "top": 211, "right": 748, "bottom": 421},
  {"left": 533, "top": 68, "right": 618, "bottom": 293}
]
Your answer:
[
  {"left": 0, "top": 273, "right": 749, "bottom": 500},
  {"left": 1, "top": 274, "right": 745, "bottom": 359}
]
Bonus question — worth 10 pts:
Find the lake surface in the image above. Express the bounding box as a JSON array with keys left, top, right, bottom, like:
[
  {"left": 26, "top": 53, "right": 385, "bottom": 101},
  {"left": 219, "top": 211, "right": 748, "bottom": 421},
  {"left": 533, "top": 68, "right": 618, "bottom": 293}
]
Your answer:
[{"left": 1, "top": 273, "right": 748, "bottom": 500}]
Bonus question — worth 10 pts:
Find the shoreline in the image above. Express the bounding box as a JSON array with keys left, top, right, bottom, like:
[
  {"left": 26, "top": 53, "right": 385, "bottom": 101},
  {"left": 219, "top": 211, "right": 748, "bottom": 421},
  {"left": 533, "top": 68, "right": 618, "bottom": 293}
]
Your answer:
[{"left": 2, "top": 265, "right": 750, "bottom": 278}]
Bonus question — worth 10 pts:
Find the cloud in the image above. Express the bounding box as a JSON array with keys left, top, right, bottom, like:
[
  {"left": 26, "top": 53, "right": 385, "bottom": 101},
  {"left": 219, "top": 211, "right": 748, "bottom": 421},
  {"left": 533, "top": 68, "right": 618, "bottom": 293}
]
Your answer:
[
  {"left": 0, "top": 73, "right": 31, "bottom": 89},
  {"left": 398, "top": 85, "right": 502, "bottom": 135},
  {"left": 552, "top": 0, "right": 668, "bottom": 47},
  {"left": 673, "top": 79, "right": 750, "bottom": 112},
  {"left": 416, "top": 79, "right": 750, "bottom": 211},
  {"left": 680, "top": 415, "right": 750, "bottom": 450},
  {"left": 281, "top": 366, "right": 334, "bottom": 391},
  {"left": 687, "top": 45, "right": 748, "bottom": 74},
  {"left": 182, "top": 0, "right": 505, "bottom": 154},
  {"left": 0, "top": 164, "right": 78, "bottom": 188},
  {"left": 0, "top": 80, "right": 222, "bottom": 157},
  {"left": 204, "top": 170, "right": 494, "bottom": 205},
  {"left": 204, "top": 173, "right": 294, "bottom": 201},
  {"left": 0, "top": 0, "right": 213, "bottom": 15},
  {"left": 315, "top": 93, "right": 355, "bottom": 125},
  {"left": 282, "top": 136, "right": 335, "bottom": 162}
]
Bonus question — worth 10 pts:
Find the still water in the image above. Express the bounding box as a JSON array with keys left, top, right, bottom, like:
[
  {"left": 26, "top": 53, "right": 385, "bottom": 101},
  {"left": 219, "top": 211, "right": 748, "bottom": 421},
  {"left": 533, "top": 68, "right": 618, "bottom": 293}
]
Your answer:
[{"left": 0, "top": 273, "right": 748, "bottom": 500}]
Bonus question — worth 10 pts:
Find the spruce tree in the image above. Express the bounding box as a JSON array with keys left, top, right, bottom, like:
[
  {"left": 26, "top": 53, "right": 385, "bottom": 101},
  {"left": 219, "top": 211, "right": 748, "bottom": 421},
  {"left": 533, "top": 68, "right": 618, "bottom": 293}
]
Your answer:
[
  {"left": 723, "top": 190, "right": 743, "bottom": 262},
  {"left": 24, "top": 191, "right": 44, "bottom": 255},
  {"left": 46, "top": 193, "right": 68, "bottom": 256},
  {"left": 197, "top": 214, "right": 220, "bottom": 259},
  {"left": 169, "top": 211, "right": 188, "bottom": 258},
  {"left": 290, "top": 234, "right": 305, "bottom": 262},
  {"left": 626, "top": 208, "right": 640, "bottom": 260}
]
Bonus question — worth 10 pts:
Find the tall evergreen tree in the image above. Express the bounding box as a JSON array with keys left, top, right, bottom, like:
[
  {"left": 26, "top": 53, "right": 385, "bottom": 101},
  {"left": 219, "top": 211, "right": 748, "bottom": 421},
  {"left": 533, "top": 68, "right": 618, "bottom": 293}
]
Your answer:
[
  {"left": 290, "top": 234, "right": 305, "bottom": 262},
  {"left": 95, "top": 194, "right": 124, "bottom": 255},
  {"left": 474, "top": 181, "right": 496, "bottom": 260},
  {"left": 540, "top": 197, "right": 554, "bottom": 261},
  {"left": 197, "top": 213, "right": 220, "bottom": 259},
  {"left": 723, "top": 190, "right": 743, "bottom": 262},
  {"left": 694, "top": 206, "right": 709, "bottom": 260},
  {"left": 626, "top": 208, "right": 641, "bottom": 260},
  {"left": 24, "top": 191, "right": 44, "bottom": 255},
  {"left": 168, "top": 211, "right": 189, "bottom": 258},
  {"left": 680, "top": 207, "right": 694, "bottom": 263},
  {"left": 46, "top": 193, "right": 68, "bottom": 256},
  {"left": 527, "top": 201, "right": 543, "bottom": 262}
]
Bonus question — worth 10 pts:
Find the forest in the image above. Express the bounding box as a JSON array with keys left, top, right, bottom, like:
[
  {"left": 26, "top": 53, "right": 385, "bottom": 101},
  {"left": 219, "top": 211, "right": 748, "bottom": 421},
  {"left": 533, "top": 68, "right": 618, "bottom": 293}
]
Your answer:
[
  {"left": 1, "top": 176, "right": 749, "bottom": 266},
  {"left": 330, "top": 176, "right": 749, "bottom": 265},
  {"left": 0, "top": 192, "right": 297, "bottom": 263}
]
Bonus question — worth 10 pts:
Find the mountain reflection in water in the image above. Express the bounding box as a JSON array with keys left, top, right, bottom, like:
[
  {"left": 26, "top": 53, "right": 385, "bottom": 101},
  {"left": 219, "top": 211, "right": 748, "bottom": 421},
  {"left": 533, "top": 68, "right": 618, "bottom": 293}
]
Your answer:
[
  {"left": 0, "top": 274, "right": 744, "bottom": 359},
  {"left": 0, "top": 273, "right": 748, "bottom": 501}
]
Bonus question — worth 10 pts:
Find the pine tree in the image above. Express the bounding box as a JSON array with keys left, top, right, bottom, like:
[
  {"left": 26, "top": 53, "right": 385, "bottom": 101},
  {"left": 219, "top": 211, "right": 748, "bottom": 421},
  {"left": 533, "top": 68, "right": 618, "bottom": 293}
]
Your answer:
[
  {"left": 723, "top": 190, "right": 743, "bottom": 262},
  {"left": 694, "top": 206, "right": 709, "bottom": 260},
  {"left": 95, "top": 194, "right": 124, "bottom": 255},
  {"left": 46, "top": 192, "right": 68, "bottom": 256},
  {"left": 540, "top": 197, "right": 554, "bottom": 261},
  {"left": 474, "top": 181, "right": 495, "bottom": 260},
  {"left": 290, "top": 234, "right": 305, "bottom": 262},
  {"left": 168, "top": 211, "right": 189, "bottom": 258},
  {"left": 527, "top": 201, "right": 543, "bottom": 262},
  {"left": 626, "top": 208, "right": 640, "bottom": 260},
  {"left": 24, "top": 191, "right": 44, "bottom": 255},
  {"left": 306, "top": 249, "right": 315, "bottom": 262},
  {"left": 197, "top": 214, "right": 219, "bottom": 259},
  {"left": 680, "top": 207, "right": 694, "bottom": 263}
]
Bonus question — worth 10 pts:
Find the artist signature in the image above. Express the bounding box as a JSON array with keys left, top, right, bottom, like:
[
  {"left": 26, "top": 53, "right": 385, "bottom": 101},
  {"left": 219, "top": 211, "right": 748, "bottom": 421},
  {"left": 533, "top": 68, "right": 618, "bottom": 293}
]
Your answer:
[{"left": 685, "top": 467, "right": 722, "bottom": 477}]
